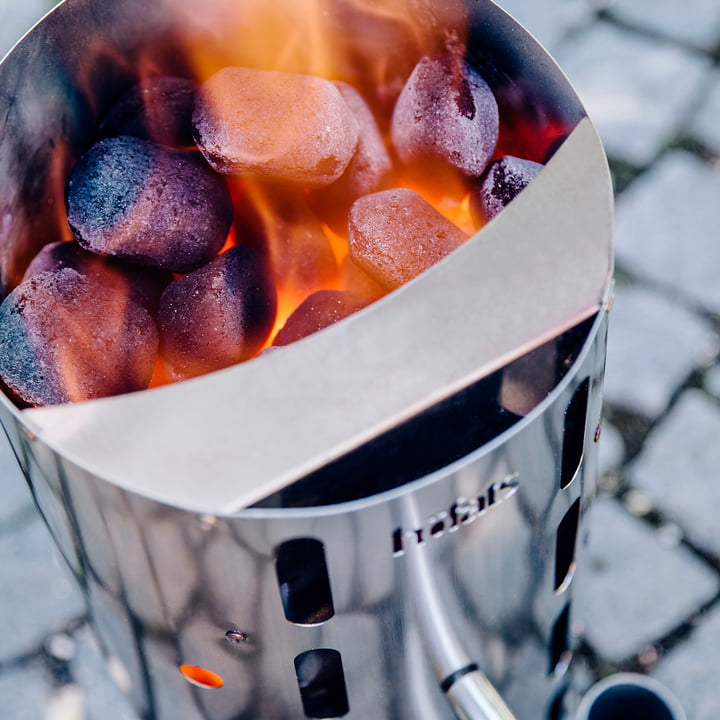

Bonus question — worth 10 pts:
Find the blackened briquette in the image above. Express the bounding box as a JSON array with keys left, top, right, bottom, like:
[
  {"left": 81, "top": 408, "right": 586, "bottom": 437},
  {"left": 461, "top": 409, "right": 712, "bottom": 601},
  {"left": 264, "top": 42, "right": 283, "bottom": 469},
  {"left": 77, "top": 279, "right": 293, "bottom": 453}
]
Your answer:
[
  {"left": 99, "top": 76, "right": 198, "bottom": 148},
  {"left": 310, "top": 81, "right": 393, "bottom": 231},
  {"left": 66, "top": 136, "right": 233, "bottom": 273},
  {"left": 273, "top": 289, "right": 369, "bottom": 347},
  {"left": 391, "top": 53, "right": 499, "bottom": 179},
  {"left": 348, "top": 188, "right": 468, "bottom": 290},
  {"left": 0, "top": 269, "right": 158, "bottom": 406},
  {"left": 470, "top": 156, "right": 544, "bottom": 224},
  {"left": 192, "top": 67, "right": 360, "bottom": 185},
  {"left": 157, "top": 246, "right": 277, "bottom": 379},
  {"left": 23, "top": 240, "right": 171, "bottom": 315}
]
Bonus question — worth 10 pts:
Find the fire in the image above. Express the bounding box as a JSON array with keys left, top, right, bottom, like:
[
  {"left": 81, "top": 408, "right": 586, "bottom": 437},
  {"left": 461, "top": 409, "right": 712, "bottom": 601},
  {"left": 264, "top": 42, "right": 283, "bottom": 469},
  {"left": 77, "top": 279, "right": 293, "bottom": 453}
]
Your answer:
[
  {"left": 0, "top": 0, "right": 577, "bottom": 406},
  {"left": 160, "top": 0, "right": 482, "bottom": 369}
]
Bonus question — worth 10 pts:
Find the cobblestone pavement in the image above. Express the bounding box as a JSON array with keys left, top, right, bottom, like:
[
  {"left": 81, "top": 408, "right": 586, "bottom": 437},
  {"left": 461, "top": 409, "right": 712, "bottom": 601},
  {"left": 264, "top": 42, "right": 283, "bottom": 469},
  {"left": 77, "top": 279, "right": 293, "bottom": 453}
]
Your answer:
[{"left": 2, "top": 0, "right": 720, "bottom": 718}]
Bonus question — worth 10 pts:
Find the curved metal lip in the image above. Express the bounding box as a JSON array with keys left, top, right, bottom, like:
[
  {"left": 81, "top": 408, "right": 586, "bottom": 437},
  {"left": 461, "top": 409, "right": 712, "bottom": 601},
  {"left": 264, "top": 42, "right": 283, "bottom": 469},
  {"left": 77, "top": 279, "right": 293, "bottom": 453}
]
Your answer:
[
  {"left": 0, "top": 3, "right": 57, "bottom": 65},
  {"left": 232, "top": 304, "right": 609, "bottom": 522},
  {"left": 0, "top": 0, "right": 614, "bottom": 516}
]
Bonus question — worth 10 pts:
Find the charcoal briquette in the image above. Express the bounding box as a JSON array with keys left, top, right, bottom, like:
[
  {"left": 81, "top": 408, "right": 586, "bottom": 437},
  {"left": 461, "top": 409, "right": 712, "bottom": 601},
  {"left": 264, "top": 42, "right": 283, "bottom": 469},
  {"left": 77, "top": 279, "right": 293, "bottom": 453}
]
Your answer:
[
  {"left": 0, "top": 268, "right": 158, "bottom": 406},
  {"left": 158, "top": 245, "right": 277, "bottom": 379},
  {"left": 99, "top": 76, "right": 198, "bottom": 148},
  {"left": 66, "top": 135, "right": 233, "bottom": 273},
  {"left": 348, "top": 188, "right": 468, "bottom": 290},
  {"left": 192, "top": 67, "right": 360, "bottom": 185},
  {"left": 23, "top": 240, "right": 171, "bottom": 315},
  {"left": 311, "top": 82, "right": 393, "bottom": 230},
  {"left": 273, "top": 289, "right": 369, "bottom": 347},
  {"left": 470, "top": 155, "right": 544, "bottom": 223},
  {"left": 391, "top": 53, "right": 499, "bottom": 179}
]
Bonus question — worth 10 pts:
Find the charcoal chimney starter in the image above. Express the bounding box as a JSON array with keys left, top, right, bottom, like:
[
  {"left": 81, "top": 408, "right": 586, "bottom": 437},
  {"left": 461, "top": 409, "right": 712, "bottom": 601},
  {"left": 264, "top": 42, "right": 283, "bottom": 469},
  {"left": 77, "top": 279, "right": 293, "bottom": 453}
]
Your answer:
[{"left": 0, "top": 1, "right": 613, "bottom": 719}]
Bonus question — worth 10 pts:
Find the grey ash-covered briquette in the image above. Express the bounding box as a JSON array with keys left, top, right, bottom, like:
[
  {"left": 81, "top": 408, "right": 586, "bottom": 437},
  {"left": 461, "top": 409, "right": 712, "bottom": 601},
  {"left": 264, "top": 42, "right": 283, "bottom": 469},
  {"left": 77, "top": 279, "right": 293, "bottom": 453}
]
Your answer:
[
  {"left": 66, "top": 135, "right": 233, "bottom": 273},
  {"left": 391, "top": 52, "right": 499, "bottom": 179},
  {"left": 471, "top": 155, "right": 545, "bottom": 224},
  {"left": 0, "top": 269, "right": 158, "bottom": 406},
  {"left": 348, "top": 188, "right": 468, "bottom": 290},
  {"left": 99, "top": 76, "right": 198, "bottom": 148},
  {"left": 192, "top": 67, "right": 360, "bottom": 185},
  {"left": 157, "top": 245, "right": 277, "bottom": 380},
  {"left": 310, "top": 81, "right": 393, "bottom": 231},
  {"left": 273, "top": 289, "right": 369, "bottom": 347},
  {"left": 23, "top": 240, "right": 171, "bottom": 315}
]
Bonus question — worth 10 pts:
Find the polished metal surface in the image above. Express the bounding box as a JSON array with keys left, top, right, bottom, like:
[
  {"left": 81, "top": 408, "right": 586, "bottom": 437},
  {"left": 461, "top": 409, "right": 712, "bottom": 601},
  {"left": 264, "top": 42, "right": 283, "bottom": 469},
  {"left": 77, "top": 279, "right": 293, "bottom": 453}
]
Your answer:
[
  {"left": 0, "top": 311, "right": 609, "bottom": 720},
  {"left": 0, "top": 0, "right": 613, "bottom": 718}
]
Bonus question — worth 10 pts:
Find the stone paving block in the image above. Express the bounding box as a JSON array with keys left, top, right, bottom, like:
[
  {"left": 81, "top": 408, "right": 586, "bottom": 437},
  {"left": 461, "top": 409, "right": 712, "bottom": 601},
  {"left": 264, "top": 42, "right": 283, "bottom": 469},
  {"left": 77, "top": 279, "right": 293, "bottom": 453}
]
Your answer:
[
  {"left": 0, "top": 514, "right": 86, "bottom": 663},
  {"left": 690, "top": 67, "right": 720, "bottom": 155},
  {"left": 614, "top": 150, "right": 720, "bottom": 314},
  {"left": 493, "top": 0, "right": 599, "bottom": 53},
  {"left": 603, "top": 283, "right": 717, "bottom": 418},
  {"left": 0, "top": 658, "right": 53, "bottom": 720},
  {"left": 554, "top": 22, "right": 712, "bottom": 166},
  {"left": 608, "top": 0, "right": 720, "bottom": 51},
  {"left": 631, "top": 389, "right": 720, "bottom": 558},
  {"left": 0, "top": 430, "right": 32, "bottom": 525},
  {"left": 71, "top": 625, "right": 139, "bottom": 720},
  {"left": 652, "top": 603, "right": 720, "bottom": 720},
  {"left": 574, "top": 496, "right": 719, "bottom": 663}
]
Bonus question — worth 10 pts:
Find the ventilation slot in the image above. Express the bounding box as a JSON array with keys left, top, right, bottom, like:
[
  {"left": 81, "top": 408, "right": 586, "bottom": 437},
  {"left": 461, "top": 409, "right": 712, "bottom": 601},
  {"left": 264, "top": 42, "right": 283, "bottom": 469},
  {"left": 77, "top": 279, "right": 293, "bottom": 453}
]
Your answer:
[
  {"left": 554, "top": 498, "right": 581, "bottom": 592},
  {"left": 560, "top": 378, "right": 590, "bottom": 489},
  {"left": 275, "top": 538, "right": 334, "bottom": 626},
  {"left": 547, "top": 686, "right": 567, "bottom": 720},
  {"left": 549, "top": 603, "right": 572, "bottom": 675},
  {"left": 295, "top": 648, "right": 350, "bottom": 718}
]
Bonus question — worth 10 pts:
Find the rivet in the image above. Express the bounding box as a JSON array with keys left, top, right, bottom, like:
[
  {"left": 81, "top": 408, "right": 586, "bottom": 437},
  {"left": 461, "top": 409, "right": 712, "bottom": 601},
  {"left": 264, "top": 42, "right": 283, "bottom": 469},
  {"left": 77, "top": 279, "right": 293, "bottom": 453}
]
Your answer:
[{"left": 225, "top": 630, "right": 248, "bottom": 644}]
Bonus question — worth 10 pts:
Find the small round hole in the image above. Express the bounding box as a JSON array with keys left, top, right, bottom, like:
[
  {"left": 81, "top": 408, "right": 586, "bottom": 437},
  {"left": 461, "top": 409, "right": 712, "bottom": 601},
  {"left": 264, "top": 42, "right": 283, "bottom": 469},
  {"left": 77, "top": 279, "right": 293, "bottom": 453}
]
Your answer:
[{"left": 179, "top": 664, "right": 224, "bottom": 688}]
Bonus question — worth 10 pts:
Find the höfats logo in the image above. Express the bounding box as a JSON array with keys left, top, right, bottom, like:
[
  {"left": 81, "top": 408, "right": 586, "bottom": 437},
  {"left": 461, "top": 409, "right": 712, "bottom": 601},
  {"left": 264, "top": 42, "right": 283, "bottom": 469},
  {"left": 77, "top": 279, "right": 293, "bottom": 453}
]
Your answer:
[{"left": 392, "top": 473, "right": 520, "bottom": 557}]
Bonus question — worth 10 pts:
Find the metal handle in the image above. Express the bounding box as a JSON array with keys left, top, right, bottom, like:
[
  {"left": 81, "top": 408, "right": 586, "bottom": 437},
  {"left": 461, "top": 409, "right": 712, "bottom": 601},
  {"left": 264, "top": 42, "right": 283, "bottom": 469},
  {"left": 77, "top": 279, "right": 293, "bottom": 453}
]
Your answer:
[
  {"left": 445, "top": 669, "right": 518, "bottom": 720},
  {"left": 402, "top": 497, "right": 518, "bottom": 720}
]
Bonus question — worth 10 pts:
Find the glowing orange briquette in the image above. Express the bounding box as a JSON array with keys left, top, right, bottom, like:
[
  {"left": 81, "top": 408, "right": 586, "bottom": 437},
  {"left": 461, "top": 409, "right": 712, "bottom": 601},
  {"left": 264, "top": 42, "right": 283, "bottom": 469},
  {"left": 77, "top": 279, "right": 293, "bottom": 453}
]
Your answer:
[
  {"left": 348, "top": 188, "right": 468, "bottom": 290},
  {"left": 192, "top": 67, "right": 360, "bottom": 185}
]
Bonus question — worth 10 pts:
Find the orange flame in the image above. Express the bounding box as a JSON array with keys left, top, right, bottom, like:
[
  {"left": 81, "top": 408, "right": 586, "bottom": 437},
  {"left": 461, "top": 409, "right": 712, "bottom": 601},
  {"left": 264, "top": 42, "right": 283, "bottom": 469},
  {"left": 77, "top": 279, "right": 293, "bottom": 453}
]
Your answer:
[{"left": 2, "top": 0, "right": 576, "bottom": 404}]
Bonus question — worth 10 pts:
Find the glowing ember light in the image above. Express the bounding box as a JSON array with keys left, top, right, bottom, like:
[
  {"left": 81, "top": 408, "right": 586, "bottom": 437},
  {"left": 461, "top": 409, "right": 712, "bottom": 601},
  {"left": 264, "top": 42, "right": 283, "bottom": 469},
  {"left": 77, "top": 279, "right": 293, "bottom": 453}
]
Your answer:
[
  {"left": 179, "top": 664, "right": 225, "bottom": 689},
  {"left": 0, "top": 0, "right": 571, "bottom": 406}
]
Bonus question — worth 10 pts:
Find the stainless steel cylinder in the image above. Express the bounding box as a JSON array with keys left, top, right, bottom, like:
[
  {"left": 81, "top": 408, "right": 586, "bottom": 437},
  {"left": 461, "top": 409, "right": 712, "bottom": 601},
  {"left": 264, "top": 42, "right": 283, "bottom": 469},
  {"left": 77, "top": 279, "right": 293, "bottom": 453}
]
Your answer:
[{"left": 0, "top": 1, "right": 614, "bottom": 718}]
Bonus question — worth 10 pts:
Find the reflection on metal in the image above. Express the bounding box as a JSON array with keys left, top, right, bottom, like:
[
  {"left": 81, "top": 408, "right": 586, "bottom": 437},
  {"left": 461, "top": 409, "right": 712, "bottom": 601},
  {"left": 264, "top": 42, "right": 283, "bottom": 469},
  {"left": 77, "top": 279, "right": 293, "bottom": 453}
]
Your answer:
[
  {"left": 0, "top": 310, "right": 610, "bottom": 718},
  {"left": 401, "top": 495, "right": 517, "bottom": 720},
  {"left": 179, "top": 665, "right": 225, "bottom": 689}
]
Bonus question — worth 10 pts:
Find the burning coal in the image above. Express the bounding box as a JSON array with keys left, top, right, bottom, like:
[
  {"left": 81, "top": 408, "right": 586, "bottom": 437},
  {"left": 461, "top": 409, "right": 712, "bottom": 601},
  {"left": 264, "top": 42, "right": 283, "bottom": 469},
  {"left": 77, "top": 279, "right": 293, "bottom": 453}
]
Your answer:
[{"left": 0, "top": 14, "right": 556, "bottom": 407}]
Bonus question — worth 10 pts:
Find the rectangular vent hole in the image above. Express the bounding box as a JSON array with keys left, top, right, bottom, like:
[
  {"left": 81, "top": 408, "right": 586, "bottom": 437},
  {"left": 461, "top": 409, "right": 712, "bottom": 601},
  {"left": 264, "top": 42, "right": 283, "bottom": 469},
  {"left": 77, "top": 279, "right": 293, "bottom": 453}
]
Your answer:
[
  {"left": 554, "top": 498, "right": 581, "bottom": 592},
  {"left": 295, "top": 648, "right": 350, "bottom": 718},
  {"left": 549, "top": 603, "right": 572, "bottom": 675},
  {"left": 560, "top": 378, "right": 590, "bottom": 489},
  {"left": 275, "top": 538, "right": 334, "bottom": 625}
]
